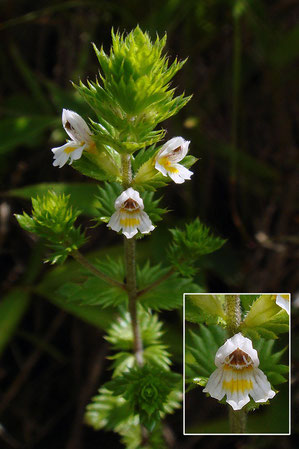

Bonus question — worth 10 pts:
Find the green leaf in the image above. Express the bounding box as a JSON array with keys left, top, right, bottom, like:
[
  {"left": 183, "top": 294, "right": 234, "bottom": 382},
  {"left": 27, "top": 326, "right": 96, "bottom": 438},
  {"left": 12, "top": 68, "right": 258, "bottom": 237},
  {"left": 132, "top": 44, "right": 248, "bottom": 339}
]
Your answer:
[
  {"left": 240, "top": 294, "right": 260, "bottom": 314},
  {"left": 142, "top": 191, "right": 167, "bottom": 224},
  {"left": 106, "top": 309, "right": 171, "bottom": 376},
  {"left": 137, "top": 261, "right": 202, "bottom": 310},
  {"left": 241, "top": 295, "right": 289, "bottom": 338},
  {"left": 57, "top": 257, "right": 127, "bottom": 307},
  {"left": 85, "top": 387, "right": 133, "bottom": 431},
  {"left": 253, "top": 338, "right": 289, "bottom": 386},
  {"left": 186, "top": 294, "right": 226, "bottom": 320},
  {"left": 185, "top": 325, "right": 227, "bottom": 380},
  {"left": 34, "top": 251, "right": 118, "bottom": 330},
  {"left": 96, "top": 182, "right": 122, "bottom": 222},
  {"left": 9, "top": 182, "right": 100, "bottom": 217},
  {"left": 0, "top": 288, "right": 31, "bottom": 356}
]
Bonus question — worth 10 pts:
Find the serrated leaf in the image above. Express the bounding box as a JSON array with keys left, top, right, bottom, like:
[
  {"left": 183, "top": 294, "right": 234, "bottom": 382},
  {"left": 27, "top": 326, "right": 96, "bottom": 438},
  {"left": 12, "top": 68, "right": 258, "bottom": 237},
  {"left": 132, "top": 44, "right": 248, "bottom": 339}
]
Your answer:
[
  {"left": 138, "top": 265, "right": 202, "bottom": 311},
  {"left": 16, "top": 191, "right": 86, "bottom": 264},
  {"left": 56, "top": 257, "right": 127, "bottom": 307},
  {"left": 106, "top": 309, "right": 171, "bottom": 375},
  {"left": 168, "top": 218, "right": 226, "bottom": 276},
  {"left": 185, "top": 325, "right": 227, "bottom": 380},
  {"left": 75, "top": 27, "right": 191, "bottom": 155},
  {"left": 240, "top": 294, "right": 260, "bottom": 314},
  {"left": 85, "top": 387, "right": 133, "bottom": 431}
]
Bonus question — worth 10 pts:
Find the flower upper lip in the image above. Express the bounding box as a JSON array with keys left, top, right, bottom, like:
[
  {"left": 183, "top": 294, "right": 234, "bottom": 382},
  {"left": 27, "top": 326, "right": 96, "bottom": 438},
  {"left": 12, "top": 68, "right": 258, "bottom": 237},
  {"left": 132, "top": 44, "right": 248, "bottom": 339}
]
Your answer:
[{"left": 51, "top": 109, "right": 93, "bottom": 168}]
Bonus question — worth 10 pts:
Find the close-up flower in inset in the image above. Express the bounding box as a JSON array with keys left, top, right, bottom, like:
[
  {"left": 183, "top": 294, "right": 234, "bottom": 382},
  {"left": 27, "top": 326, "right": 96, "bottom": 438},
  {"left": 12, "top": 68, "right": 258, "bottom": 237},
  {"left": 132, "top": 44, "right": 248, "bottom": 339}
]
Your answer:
[
  {"left": 276, "top": 294, "right": 290, "bottom": 315},
  {"left": 155, "top": 137, "right": 193, "bottom": 184},
  {"left": 51, "top": 109, "right": 94, "bottom": 168},
  {"left": 107, "top": 187, "right": 155, "bottom": 239},
  {"left": 203, "top": 333, "right": 275, "bottom": 410}
]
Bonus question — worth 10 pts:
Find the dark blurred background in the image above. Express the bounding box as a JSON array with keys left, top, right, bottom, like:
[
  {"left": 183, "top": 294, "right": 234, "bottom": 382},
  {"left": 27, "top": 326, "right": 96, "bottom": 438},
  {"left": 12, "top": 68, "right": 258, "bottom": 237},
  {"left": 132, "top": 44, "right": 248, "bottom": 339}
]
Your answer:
[{"left": 0, "top": 0, "right": 298, "bottom": 448}]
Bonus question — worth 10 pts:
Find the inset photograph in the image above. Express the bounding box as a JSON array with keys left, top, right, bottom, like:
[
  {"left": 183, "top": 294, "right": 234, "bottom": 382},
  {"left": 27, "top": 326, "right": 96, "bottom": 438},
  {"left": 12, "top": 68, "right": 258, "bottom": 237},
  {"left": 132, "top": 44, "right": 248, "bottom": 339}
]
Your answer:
[{"left": 184, "top": 293, "right": 290, "bottom": 435}]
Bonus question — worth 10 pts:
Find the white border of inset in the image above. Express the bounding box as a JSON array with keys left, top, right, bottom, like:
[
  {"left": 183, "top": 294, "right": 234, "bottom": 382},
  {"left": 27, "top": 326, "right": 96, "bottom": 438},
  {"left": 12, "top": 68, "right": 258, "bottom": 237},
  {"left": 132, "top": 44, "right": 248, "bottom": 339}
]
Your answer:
[{"left": 183, "top": 292, "right": 291, "bottom": 436}]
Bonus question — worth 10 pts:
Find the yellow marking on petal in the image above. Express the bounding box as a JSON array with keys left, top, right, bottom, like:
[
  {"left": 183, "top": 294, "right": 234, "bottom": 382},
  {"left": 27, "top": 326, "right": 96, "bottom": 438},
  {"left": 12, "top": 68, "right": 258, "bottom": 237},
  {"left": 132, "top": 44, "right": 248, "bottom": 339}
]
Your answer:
[
  {"left": 120, "top": 218, "right": 140, "bottom": 227},
  {"left": 159, "top": 157, "right": 179, "bottom": 174},
  {"left": 281, "top": 294, "right": 290, "bottom": 302},
  {"left": 64, "top": 146, "right": 76, "bottom": 154},
  {"left": 222, "top": 379, "right": 253, "bottom": 393}
]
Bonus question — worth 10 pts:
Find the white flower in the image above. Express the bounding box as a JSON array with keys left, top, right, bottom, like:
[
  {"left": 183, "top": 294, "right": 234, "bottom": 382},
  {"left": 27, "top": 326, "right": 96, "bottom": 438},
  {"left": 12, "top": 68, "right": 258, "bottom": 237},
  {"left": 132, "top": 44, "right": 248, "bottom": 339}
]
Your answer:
[
  {"left": 155, "top": 137, "right": 193, "bottom": 184},
  {"left": 107, "top": 188, "right": 155, "bottom": 239},
  {"left": 203, "top": 333, "right": 275, "bottom": 410},
  {"left": 51, "top": 109, "right": 94, "bottom": 168},
  {"left": 276, "top": 294, "right": 290, "bottom": 315}
]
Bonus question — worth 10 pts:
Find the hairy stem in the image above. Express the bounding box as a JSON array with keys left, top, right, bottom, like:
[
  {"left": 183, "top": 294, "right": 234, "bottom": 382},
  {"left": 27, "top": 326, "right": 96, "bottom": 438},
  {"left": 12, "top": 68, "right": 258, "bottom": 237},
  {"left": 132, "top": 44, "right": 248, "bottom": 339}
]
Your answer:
[
  {"left": 225, "top": 294, "right": 241, "bottom": 337},
  {"left": 122, "top": 154, "right": 144, "bottom": 366},
  {"left": 124, "top": 237, "right": 143, "bottom": 366},
  {"left": 225, "top": 294, "right": 246, "bottom": 433},
  {"left": 71, "top": 250, "right": 125, "bottom": 290}
]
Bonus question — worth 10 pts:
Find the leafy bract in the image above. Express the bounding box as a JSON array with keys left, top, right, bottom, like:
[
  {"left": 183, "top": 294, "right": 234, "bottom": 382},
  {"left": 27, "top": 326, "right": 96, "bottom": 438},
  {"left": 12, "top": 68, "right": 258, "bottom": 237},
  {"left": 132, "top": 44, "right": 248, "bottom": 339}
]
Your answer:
[
  {"left": 72, "top": 143, "right": 121, "bottom": 182},
  {"left": 168, "top": 218, "right": 226, "bottom": 276},
  {"left": 241, "top": 294, "right": 289, "bottom": 339},
  {"left": 185, "top": 294, "right": 226, "bottom": 325},
  {"left": 16, "top": 191, "right": 86, "bottom": 264},
  {"left": 105, "top": 364, "right": 180, "bottom": 431},
  {"left": 74, "top": 27, "right": 191, "bottom": 154}
]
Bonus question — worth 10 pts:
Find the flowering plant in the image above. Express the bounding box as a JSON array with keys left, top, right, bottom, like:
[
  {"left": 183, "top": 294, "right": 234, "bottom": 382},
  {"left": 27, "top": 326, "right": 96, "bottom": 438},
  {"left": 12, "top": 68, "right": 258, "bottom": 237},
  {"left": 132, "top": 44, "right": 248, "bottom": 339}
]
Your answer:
[{"left": 16, "top": 27, "right": 226, "bottom": 447}]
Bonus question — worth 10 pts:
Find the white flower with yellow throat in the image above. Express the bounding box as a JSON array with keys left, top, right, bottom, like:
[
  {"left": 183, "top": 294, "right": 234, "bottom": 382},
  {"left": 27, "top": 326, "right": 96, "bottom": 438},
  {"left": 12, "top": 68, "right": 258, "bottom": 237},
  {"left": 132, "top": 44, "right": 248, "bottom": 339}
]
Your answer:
[
  {"left": 108, "top": 188, "right": 155, "bottom": 239},
  {"left": 203, "top": 333, "right": 275, "bottom": 410},
  {"left": 155, "top": 136, "right": 193, "bottom": 184}
]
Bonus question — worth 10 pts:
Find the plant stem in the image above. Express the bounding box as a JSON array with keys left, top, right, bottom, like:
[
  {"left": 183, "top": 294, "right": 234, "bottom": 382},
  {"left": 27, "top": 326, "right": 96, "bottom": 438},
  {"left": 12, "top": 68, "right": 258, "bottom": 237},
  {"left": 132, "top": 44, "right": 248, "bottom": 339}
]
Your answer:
[
  {"left": 225, "top": 294, "right": 241, "bottom": 337},
  {"left": 225, "top": 294, "right": 246, "bottom": 433},
  {"left": 229, "top": 408, "right": 247, "bottom": 433},
  {"left": 121, "top": 154, "right": 144, "bottom": 366},
  {"left": 124, "top": 237, "right": 143, "bottom": 366},
  {"left": 71, "top": 250, "right": 125, "bottom": 290}
]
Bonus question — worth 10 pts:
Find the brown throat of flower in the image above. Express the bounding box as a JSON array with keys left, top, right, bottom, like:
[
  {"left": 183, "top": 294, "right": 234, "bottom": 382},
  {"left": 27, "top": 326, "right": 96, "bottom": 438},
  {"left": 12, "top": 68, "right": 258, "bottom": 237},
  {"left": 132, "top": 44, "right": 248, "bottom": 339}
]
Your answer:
[
  {"left": 123, "top": 198, "right": 139, "bottom": 210},
  {"left": 65, "top": 121, "right": 75, "bottom": 132},
  {"left": 225, "top": 348, "right": 252, "bottom": 369},
  {"left": 172, "top": 146, "right": 182, "bottom": 155}
]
